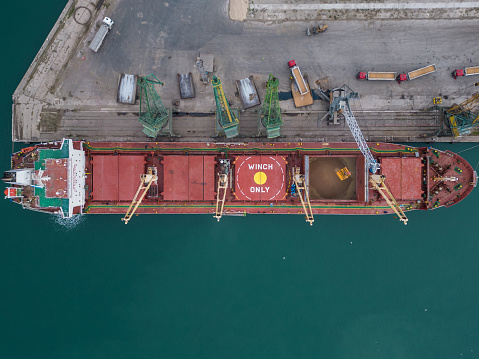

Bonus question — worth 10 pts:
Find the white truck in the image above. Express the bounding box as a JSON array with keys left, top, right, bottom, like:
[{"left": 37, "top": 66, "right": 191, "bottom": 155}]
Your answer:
[
  {"left": 89, "top": 17, "right": 114, "bottom": 53},
  {"left": 288, "top": 60, "right": 308, "bottom": 95}
]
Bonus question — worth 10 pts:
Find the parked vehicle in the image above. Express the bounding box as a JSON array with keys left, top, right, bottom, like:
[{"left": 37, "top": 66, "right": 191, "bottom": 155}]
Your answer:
[
  {"left": 396, "top": 64, "right": 436, "bottom": 84},
  {"left": 452, "top": 66, "right": 479, "bottom": 79},
  {"left": 288, "top": 60, "right": 308, "bottom": 95},
  {"left": 306, "top": 24, "right": 328, "bottom": 36},
  {"left": 89, "top": 17, "right": 114, "bottom": 53}
]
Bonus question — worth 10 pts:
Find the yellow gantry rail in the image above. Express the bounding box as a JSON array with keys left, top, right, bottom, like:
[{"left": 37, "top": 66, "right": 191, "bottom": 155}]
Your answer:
[
  {"left": 293, "top": 167, "right": 314, "bottom": 225},
  {"left": 369, "top": 174, "right": 408, "bottom": 225}
]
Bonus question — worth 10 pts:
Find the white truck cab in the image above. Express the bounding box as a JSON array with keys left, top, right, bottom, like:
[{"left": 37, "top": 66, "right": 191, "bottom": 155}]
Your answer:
[{"left": 103, "top": 17, "right": 114, "bottom": 29}]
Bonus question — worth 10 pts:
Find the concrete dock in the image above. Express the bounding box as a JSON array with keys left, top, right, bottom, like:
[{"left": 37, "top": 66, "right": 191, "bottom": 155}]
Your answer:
[{"left": 12, "top": 0, "right": 479, "bottom": 143}]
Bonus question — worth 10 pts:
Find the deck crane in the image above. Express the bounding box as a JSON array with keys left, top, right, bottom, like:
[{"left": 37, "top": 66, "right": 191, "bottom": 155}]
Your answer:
[
  {"left": 328, "top": 85, "right": 407, "bottom": 224},
  {"left": 292, "top": 167, "right": 314, "bottom": 225},
  {"left": 122, "top": 168, "right": 157, "bottom": 224},
  {"left": 137, "top": 74, "right": 172, "bottom": 138},
  {"left": 444, "top": 93, "right": 479, "bottom": 137},
  {"left": 258, "top": 74, "right": 283, "bottom": 138},
  {"left": 369, "top": 175, "right": 408, "bottom": 225},
  {"left": 212, "top": 75, "right": 240, "bottom": 138},
  {"left": 329, "top": 86, "right": 380, "bottom": 173},
  {"left": 214, "top": 159, "right": 230, "bottom": 221}
]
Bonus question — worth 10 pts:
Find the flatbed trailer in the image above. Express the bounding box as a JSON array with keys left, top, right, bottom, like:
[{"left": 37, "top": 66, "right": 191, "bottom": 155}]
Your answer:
[
  {"left": 291, "top": 80, "right": 313, "bottom": 108},
  {"left": 357, "top": 72, "right": 396, "bottom": 81}
]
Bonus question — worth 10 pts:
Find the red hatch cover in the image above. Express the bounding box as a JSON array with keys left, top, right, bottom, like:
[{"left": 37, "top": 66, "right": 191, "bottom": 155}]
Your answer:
[
  {"left": 118, "top": 156, "right": 146, "bottom": 201},
  {"left": 92, "top": 156, "right": 119, "bottom": 201},
  {"left": 162, "top": 156, "right": 216, "bottom": 201},
  {"left": 91, "top": 155, "right": 146, "bottom": 202},
  {"left": 381, "top": 157, "right": 422, "bottom": 200},
  {"left": 235, "top": 155, "right": 286, "bottom": 201}
]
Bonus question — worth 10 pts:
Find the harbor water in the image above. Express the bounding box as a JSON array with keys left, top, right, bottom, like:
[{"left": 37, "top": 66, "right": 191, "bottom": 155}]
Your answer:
[{"left": 1, "top": 1, "right": 479, "bottom": 358}]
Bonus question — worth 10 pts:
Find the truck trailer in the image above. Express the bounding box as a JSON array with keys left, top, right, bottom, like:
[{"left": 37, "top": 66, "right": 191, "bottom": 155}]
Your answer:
[
  {"left": 288, "top": 60, "right": 308, "bottom": 95},
  {"left": 89, "top": 17, "right": 114, "bottom": 53},
  {"left": 357, "top": 72, "right": 396, "bottom": 81},
  {"left": 452, "top": 66, "right": 479, "bottom": 79},
  {"left": 396, "top": 64, "right": 436, "bottom": 84}
]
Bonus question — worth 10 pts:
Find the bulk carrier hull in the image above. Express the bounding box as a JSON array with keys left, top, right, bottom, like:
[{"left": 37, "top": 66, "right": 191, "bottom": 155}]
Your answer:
[{"left": 3, "top": 139, "right": 477, "bottom": 224}]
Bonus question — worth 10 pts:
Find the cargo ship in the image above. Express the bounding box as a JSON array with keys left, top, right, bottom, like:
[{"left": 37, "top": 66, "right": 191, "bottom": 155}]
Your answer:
[{"left": 2, "top": 139, "right": 477, "bottom": 225}]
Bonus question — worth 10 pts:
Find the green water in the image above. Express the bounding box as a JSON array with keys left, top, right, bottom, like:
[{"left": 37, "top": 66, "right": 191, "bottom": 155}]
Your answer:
[{"left": 1, "top": 1, "right": 479, "bottom": 358}]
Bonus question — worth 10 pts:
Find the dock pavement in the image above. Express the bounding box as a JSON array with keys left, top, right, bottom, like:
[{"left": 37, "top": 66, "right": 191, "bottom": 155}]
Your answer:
[{"left": 12, "top": 0, "right": 479, "bottom": 143}]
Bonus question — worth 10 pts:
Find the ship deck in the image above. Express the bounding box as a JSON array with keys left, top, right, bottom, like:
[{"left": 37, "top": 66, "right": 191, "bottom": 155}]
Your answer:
[
  {"left": 6, "top": 140, "right": 476, "bottom": 221},
  {"left": 81, "top": 141, "right": 455, "bottom": 217}
]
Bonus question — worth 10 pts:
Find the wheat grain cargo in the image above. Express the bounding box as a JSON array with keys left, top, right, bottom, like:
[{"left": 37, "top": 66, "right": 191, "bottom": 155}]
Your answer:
[
  {"left": 288, "top": 60, "right": 308, "bottom": 95},
  {"left": 357, "top": 72, "right": 397, "bottom": 81}
]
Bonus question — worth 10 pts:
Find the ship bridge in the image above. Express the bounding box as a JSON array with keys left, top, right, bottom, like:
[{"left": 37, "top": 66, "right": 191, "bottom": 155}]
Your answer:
[{"left": 34, "top": 139, "right": 85, "bottom": 217}]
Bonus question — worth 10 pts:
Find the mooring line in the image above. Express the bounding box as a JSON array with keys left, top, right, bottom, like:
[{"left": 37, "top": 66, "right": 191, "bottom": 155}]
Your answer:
[{"left": 458, "top": 144, "right": 479, "bottom": 154}]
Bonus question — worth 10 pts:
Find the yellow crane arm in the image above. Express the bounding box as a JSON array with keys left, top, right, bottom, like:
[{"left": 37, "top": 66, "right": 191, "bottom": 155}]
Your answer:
[
  {"left": 212, "top": 80, "right": 234, "bottom": 124},
  {"left": 214, "top": 174, "right": 228, "bottom": 221},
  {"left": 448, "top": 93, "right": 479, "bottom": 114},
  {"left": 369, "top": 174, "right": 408, "bottom": 225},
  {"left": 122, "top": 168, "right": 157, "bottom": 224},
  {"left": 293, "top": 167, "right": 314, "bottom": 226}
]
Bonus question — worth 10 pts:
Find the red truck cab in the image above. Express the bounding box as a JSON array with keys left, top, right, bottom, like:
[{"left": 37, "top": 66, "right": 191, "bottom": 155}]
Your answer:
[
  {"left": 452, "top": 69, "right": 464, "bottom": 79},
  {"left": 288, "top": 60, "right": 296, "bottom": 68},
  {"left": 396, "top": 74, "right": 408, "bottom": 84},
  {"left": 357, "top": 72, "right": 367, "bottom": 80}
]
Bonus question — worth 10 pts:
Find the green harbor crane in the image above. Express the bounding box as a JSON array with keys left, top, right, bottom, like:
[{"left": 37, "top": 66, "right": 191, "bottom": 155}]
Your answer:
[
  {"left": 137, "top": 74, "right": 172, "bottom": 138},
  {"left": 445, "top": 93, "right": 479, "bottom": 137},
  {"left": 212, "top": 75, "right": 239, "bottom": 138},
  {"left": 258, "top": 74, "right": 283, "bottom": 138}
]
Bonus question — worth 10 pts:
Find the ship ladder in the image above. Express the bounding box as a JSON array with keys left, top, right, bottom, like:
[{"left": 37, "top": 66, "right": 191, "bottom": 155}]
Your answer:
[
  {"left": 293, "top": 167, "right": 314, "bottom": 225},
  {"left": 369, "top": 174, "right": 408, "bottom": 225},
  {"left": 122, "top": 168, "right": 157, "bottom": 224},
  {"left": 214, "top": 174, "right": 228, "bottom": 221}
]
